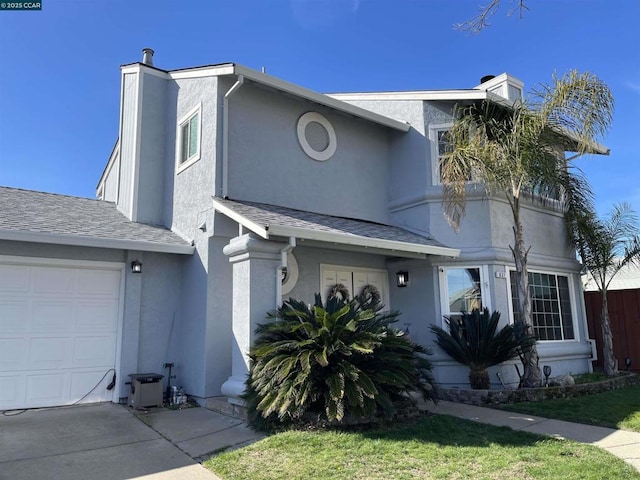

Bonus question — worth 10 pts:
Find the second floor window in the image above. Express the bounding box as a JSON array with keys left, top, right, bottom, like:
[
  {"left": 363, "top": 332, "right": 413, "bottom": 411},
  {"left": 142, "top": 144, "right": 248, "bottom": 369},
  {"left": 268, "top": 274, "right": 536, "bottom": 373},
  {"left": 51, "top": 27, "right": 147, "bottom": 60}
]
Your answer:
[
  {"left": 176, "top": 104, "right": 202, "bottom": 172},
  {"left": 430, "top": 124, "right": 472, "bottom": 185}
]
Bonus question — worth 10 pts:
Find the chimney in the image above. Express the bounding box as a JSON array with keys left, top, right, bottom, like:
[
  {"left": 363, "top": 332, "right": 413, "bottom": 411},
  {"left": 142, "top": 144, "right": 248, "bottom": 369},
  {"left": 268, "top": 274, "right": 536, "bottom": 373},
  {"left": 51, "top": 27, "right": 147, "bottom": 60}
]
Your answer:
[
  {"left": 480, "top": 74, "right": 495, "bottom": 84},
  {"left": 142, "top": 48, "right": 154, "bottom": 66}
]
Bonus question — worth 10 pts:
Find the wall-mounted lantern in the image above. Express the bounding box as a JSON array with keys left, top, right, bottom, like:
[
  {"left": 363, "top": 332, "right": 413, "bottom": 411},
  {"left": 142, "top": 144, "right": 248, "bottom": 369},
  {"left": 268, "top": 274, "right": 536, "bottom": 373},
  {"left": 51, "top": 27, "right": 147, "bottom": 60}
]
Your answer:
[
  {"left": 396, "top": 271, "right": 409, "bottom": 288},
  {"left": 131, "top": 260, "right": 143, "bottom": 274}
]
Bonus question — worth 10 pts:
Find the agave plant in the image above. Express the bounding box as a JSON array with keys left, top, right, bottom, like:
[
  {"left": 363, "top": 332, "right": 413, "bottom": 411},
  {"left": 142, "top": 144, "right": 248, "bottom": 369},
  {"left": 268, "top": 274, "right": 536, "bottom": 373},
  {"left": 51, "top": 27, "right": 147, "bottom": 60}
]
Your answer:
[
  {"left": 431, "top": 308, "right": 536, "bottom": 389},
  {"left": 244, "top": 294, "right": 435, "bottom": 428}
]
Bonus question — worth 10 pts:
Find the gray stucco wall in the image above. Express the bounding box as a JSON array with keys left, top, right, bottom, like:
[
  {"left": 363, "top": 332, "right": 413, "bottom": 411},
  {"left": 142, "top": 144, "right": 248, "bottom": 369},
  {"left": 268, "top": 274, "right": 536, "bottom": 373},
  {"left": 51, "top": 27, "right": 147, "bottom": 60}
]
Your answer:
[
  {"left": 334, "top": 99, "right": 427, "bottom": 208},
  {"left": 136, "top": 252, "right": 183, "bottom": 375},
  {"left": 204, "top": 235, "right": 234, "bottom": 397},
  {"left": 135, "top": 72, "right": 167, "bottom": 225},
  {"left": 169, "top": 76, "right": 218, "bottom": 239},
  {"left": 117, "top": 73, "right": 137, "bottom": 219},
  {"left": 227, "top": 83, "right": 392, "bottom": 224}
]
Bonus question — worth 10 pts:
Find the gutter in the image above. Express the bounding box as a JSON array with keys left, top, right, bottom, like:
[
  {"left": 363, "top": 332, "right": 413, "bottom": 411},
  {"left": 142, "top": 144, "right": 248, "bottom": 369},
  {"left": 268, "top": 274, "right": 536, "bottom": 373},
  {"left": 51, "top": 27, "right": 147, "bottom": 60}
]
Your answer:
[{"left": 0, "top": 230, "right": 195, "bottom": 255}]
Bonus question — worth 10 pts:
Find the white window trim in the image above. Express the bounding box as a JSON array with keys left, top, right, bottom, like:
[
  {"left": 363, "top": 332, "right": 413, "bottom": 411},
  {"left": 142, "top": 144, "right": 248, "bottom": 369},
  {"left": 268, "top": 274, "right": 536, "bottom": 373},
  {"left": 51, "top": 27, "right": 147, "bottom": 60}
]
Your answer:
[
  {"left": 438, "top": 265, "right": 491, "bottom": 326},
  {"left": 176, "top": 103, "right": 202, "bottom": 173},
  {"left": 506, "top": 267, "right": 579, "bottom": 342},
  {"left": 428, "top": 123, "right": 453, "bottom": 185}
]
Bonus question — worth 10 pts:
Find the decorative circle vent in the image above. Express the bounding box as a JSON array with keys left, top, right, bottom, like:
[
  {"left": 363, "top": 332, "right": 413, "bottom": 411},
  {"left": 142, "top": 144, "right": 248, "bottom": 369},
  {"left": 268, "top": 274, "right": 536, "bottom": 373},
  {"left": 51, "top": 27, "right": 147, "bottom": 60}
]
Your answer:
[{"left": 297, "top": 112, "right": 337, "bottom": 161}]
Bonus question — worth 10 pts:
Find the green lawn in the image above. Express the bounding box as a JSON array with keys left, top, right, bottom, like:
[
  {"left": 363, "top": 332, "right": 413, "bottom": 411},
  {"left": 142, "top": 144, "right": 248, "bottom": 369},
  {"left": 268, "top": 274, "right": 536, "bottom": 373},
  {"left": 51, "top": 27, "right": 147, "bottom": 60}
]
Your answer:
[
  {"left": 205, "top": 414, "right": 639, "bottom": 480},
  {"left": 500, "top": 384, "right": 640, "bottom": 432}
]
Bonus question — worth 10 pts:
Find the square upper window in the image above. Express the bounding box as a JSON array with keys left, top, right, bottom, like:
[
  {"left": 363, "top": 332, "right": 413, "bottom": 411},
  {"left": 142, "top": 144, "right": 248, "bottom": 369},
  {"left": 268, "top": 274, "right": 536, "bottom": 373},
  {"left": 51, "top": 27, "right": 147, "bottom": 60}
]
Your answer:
[
  {"left": 430, "top": 124, "right": 472, "bottom": 185},
  {"left": 176, "top": 104, "right": 201, "bottom": 172}
]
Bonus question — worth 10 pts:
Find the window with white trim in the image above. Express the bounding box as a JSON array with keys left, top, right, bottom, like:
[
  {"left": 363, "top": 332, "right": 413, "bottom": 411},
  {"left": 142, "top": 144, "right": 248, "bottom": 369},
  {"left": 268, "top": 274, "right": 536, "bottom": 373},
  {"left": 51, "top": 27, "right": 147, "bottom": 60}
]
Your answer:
[
  {"left": 440, "top": 266, "right": 489, "bottom": 321},
  {"left": 176, "top": 104, "right": 201, "bottom": 172},
  {"left": 429, "top": 123, "right": 471, "bottom": 185},
  {"left": 509, "top": 270, "right": 575, "bottom": 341}
]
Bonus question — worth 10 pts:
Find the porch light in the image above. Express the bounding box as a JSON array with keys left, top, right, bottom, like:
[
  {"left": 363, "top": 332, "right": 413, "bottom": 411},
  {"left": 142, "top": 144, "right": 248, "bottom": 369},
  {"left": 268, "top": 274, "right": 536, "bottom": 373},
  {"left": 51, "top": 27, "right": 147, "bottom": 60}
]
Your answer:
[
  {"left": 543, "top": 365, "right": 552, "bottom": 387},
  {"left": 131, "top": 260, "right": 143, "bottom": 274},
  {"left": 396, "top": 271, "right": 409, "bottom": 288}
]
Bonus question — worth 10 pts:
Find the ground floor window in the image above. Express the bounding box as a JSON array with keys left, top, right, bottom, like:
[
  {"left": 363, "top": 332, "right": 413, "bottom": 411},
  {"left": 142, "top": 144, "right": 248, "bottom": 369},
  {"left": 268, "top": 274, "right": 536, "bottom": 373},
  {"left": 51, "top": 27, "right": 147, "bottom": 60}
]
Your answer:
[
  {"left": 509, "top": 270, "right": 575, "bottom": 340},
  {"left": 439, "top": 266, "right": 488, "bottom": 321}
]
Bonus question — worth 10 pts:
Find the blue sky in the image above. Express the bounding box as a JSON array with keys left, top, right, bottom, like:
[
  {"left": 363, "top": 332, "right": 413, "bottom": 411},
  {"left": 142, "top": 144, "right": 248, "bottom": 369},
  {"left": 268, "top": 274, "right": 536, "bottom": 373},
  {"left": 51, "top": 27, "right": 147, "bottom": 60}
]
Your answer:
[{"left": 0, "top": 0, "right": 638, "bottom": 216}]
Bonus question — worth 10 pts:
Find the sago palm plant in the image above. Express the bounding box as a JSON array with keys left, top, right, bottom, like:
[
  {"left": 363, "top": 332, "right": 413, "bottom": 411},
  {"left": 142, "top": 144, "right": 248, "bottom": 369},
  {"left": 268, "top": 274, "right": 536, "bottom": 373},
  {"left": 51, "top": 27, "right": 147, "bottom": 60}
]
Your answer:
[
  {"left": 431, "top": 308, "right": 537, "bottom": 389},
  {"left": 244, "top": 294, "right": 435, "bottom": 428}
]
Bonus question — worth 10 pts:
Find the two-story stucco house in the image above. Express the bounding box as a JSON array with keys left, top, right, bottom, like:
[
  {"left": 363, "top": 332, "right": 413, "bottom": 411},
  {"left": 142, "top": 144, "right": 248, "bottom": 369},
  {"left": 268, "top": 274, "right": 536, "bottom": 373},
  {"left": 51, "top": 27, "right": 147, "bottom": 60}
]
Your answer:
[{"left": 0, "top": 49, "right": 606, "bottom": 412}]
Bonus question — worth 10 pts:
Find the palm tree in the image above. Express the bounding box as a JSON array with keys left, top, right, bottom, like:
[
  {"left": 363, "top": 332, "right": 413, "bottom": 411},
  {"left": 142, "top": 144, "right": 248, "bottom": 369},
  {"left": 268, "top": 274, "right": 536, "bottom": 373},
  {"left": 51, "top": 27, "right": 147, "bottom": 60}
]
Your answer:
[
  {"left": 572, "top": 203, "right": 640, "bottom": 377},
  {"left": 441, "top": 70, "right": 614, "bottom": 387},
  {"left": 431, "top": 309, "right": 536, "bottom": 389}
]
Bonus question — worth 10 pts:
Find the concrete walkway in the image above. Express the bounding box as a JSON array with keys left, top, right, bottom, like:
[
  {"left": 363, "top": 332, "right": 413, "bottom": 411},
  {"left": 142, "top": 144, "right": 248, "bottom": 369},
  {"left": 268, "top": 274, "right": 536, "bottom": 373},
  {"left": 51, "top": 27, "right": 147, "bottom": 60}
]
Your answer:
[{"left": 427, "top": 400, "right": 640, "bottom": 473}]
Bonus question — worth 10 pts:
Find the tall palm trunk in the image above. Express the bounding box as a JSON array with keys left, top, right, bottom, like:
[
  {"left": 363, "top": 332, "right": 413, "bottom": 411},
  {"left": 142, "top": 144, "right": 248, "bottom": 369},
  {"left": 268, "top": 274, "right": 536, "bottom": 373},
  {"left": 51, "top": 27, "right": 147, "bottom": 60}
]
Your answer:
[
  {"left": 600, "top": 289, "right": 618, "bottom": 377},
  {"left": 511, "top": 200, "right": 542, "bottom": 388}
]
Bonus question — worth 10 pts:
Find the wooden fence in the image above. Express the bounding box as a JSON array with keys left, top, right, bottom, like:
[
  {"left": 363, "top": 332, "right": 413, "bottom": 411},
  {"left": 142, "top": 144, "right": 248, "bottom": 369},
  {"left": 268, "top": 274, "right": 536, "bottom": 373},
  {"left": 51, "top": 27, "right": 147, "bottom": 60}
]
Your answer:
[{"left": 584, "top": 289, "right": 640, "bottom": 373}]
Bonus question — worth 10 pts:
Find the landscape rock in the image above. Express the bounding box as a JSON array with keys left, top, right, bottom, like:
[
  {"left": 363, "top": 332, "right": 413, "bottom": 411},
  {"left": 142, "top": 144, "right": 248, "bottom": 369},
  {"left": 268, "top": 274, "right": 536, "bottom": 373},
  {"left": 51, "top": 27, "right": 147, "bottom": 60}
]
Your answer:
[{"left": 548, "top": 374, "right": 575, "bottom": 387}]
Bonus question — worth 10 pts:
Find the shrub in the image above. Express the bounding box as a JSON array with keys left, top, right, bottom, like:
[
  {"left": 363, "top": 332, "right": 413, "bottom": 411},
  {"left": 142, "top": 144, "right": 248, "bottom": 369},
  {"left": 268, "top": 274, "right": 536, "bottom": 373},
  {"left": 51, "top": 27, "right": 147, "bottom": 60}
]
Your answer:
[
  {"left": 431, "top": 308, "right": 537, "bottom": 389},
  {"left": 244, "top": 294, "right": 435, "bottom": 428}
]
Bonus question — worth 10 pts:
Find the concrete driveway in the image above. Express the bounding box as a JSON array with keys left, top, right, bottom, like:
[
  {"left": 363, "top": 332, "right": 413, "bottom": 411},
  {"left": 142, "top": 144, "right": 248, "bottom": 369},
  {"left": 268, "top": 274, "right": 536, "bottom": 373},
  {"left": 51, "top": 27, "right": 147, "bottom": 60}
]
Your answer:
[{"left": 0, "top": 403, "right": 262, "bottom": 480}]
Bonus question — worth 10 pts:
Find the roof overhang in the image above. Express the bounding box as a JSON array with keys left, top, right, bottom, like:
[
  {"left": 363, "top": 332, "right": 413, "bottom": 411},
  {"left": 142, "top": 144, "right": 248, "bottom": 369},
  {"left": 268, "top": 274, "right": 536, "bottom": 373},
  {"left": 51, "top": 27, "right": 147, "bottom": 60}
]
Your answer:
[
  {"left": 212, "top": 198, "right": 459, "bottom": 258},
  {"left": 328, "top": 89, "right": 507, "bottom": 103},
  {"left": 0, "top": 229, "right": 195, "bottom": 255},
  {"left": 120, "top": 62, "right": 410, "bottom": 132}
]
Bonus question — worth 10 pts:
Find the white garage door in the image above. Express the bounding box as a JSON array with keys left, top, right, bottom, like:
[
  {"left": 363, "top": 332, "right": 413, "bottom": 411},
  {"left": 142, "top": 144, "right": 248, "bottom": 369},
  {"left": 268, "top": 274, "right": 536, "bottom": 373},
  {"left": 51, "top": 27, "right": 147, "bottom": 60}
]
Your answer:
[{"left": 0, "top": 259, "right": 122, "bottom": 410}]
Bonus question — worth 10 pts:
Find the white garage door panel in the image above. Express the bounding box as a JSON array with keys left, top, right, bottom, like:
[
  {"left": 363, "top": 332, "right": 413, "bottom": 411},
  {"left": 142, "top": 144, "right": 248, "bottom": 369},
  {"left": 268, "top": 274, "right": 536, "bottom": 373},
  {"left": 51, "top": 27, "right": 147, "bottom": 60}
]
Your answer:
[
  {"left": 29, "top": 337, "right": 70, "bottom": 368},
  {"left": 27, "top": 373, "right": 67, "bottom": 404},
  {"left": 0, "top": 338, "right": 27, "bottom": 369},
  {"left": 76, "top": 300, "right": 119, "bottom": 331},
  {"left": 77, "top": 270, "right": 121, "bottom": 296},
  {"left": 70, "top": 371, "right": 112, "bottom": 403},
  {"left": 73, "top": 336, "right": 115, "bottom": 366},
  {"left": 0, "top": 300, "right": 29, "bottom": 332},
  {"left": 35, "top": 267, "right": 75, "bottom": 294},
  {"left": 33, "top": 301, "right": 75, "bottom": 332},
  {"left": 0, "top": 265, "right": 30, "bottom": 291},
  {"left": 0, "top": 375, "right": 23, "bottom": 406},
  {"left": 0, "top": 261, "right": 122, "bottom": 410}
]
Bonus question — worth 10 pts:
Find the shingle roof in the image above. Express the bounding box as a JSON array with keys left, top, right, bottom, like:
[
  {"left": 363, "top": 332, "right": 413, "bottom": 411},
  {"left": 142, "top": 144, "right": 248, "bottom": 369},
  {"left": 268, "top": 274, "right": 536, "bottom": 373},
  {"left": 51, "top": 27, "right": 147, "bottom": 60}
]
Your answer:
[
  {"left": 0, "top": 187, "right": 193, "bottom": 254},
  {"left": 212, "top": 197, "right": 459, "bottom": 258}
]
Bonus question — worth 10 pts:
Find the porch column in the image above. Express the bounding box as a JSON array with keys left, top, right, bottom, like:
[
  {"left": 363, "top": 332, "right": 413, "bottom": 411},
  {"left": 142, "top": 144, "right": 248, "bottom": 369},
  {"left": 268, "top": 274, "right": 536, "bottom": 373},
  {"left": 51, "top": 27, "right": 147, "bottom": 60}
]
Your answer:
[{"left": 220, "top": 233, "right": 287, "bottom": 404}]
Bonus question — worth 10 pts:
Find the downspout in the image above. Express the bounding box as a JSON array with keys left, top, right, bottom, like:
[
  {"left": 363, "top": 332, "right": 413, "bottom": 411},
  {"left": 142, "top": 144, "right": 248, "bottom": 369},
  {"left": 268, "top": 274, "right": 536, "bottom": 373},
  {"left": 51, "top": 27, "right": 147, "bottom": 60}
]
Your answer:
[
  {"left": 276, "top": 237, "right": 296, "bottom": 307},
  {"left": 222, "top": 75, "right": 244, "bottom": 199}
]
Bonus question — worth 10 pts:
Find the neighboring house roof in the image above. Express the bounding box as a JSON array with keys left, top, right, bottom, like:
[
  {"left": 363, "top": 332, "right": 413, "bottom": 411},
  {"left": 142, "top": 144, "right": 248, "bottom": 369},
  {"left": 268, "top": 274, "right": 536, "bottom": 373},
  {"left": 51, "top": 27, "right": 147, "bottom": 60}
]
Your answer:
[
  {"left": 120, "top": 62, "right": 410, "bottom": 133},
  {"left": 0, "top": 187, "right": 193, "bottom": 254},
  {"left": 212, "top": 197, "right": 459, "bottom": 258},
  {"left": 583, "top": 263, "right": 640, "bottom": 292}
]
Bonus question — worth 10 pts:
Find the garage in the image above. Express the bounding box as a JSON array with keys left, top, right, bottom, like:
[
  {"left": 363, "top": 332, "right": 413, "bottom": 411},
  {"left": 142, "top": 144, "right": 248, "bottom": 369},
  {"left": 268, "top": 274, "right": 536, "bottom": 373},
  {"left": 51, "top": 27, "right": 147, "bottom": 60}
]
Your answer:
[{"left": 0, "top": 258, "right": 122, "bottom": 410}]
